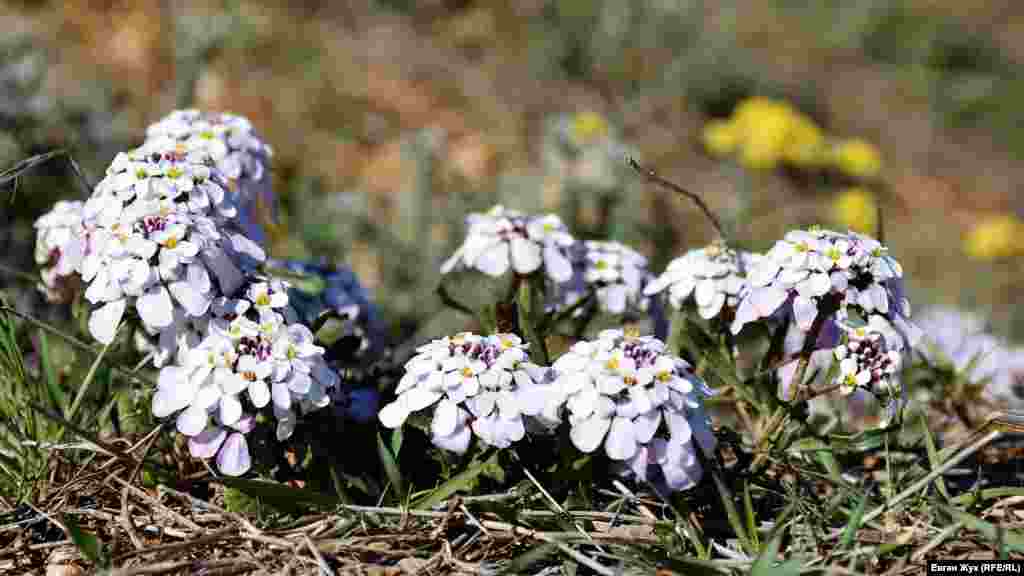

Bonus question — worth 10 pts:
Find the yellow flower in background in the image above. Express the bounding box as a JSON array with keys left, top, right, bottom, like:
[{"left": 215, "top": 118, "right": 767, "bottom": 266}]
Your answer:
[
  {"left": 569, "top": 111, "right": 609, "bottom": 147},
  {"left": 738, "top": 108, "right": 789, "bottom": 170},
  {"left": 782, "top": 112, "right": 826, "bottom": 167},
  {"left": 701, "top": 118, "right": 738, "bottom": 157},
  {"left": 832, "top": 187, "right": 878, "bottom": 234},
  {"left": 964, "top": 214, "right": 1024, "bottom": 261},
  {"left": 834, "top": 138, "right": 882, "bottom": 178}
]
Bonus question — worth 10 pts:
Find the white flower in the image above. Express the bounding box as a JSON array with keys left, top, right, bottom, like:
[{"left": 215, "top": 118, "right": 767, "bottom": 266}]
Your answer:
[
  {"left": 34, "top": 200, "right": 87, "bottom": 303},
  {"left": 552, "top": 329, "right": 715, "bottom": 491},
  {"left": 915, "top": 307, "right": 1024, "bottom": 409},
  {"left": 440, "top": 206, "right": 575, "bottom": 282},
  {"left": 645, "top": 242, "right": 759, "bottom": 321},
  {"left": 379, "top": 333, "right": 555, "bottom": 452},
  {"left": 731, "top": 228, "right": 914, "bottom": 337},
  {"left": 152, "top": 278, "right": 339, "bottom": 477},
  {"left": 578, "top": 241, "right": 650, "bottom": 315},
  {"left": 832, "top": 321, "right": 902, "bottom": 401}
]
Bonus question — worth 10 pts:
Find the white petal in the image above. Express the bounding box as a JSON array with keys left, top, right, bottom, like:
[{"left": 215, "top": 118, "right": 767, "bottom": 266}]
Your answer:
[
  {"left": 89, "top": 299, "right": 126, "bottom": 344},
  {"left": 138, "top": 285, "right": 175, "bottom": 329},
  {"left": 378, "top": 401, "right": 409, "bottom": 428},
  {"left": 217, "top": 433, "right": 251, "bottom": 476},
  {"left": 543, "top": 243, "right": 573, "bottom": 283},
  {"left": 570, "top": 414, "right": 611, "bottom": 453},
  {"left": 475, "top": 243, "right": 510, "bottom": 277},
  {"left": 176, "top": 406, "right": 208, "bottom": 436},
  {"left": 793, "top": 296, "right": 818, "bottom": 332},
  {"left": 219, "top": 395, "right": 243, "bottom": 426},
  {"left": 605, "top": 417, "right": 638, "bottom": 461},
  {"left": 510, "top": 237, "right": 542, "bottom": 274},
  {"left": 633, "top": 410, "right": 661, "bottom": 444},
  {"left": 249, "top": 380, "right": 270, "bottom": 408},
  {"left": 432, "top": 400, "right": 459, "bottom": 437}
]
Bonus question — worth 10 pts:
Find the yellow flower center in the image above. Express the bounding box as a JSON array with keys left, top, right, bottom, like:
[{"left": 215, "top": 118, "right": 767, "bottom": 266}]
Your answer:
[
  {"left": 656, "top": 371, "right": 673, "bottom": 382},
  {"left": 826, "top": 247, "right": 841, "bottom": 262},
  {"left": 166, "top": 167, "right": 182, "bottom": 180},
  {"left": 624, "top": 376, "right": 637, "bottom": 386},
  {"left": 135, "top": 168, "right": 147, "bottom": 180},
  {"left": 199, "top": 130, "right": 215, "bottom": 140},
  {"left": 243, "top": 371, "right": 257, "bottom": 382},
  {"left": 165, "top": 237, "right": 178, "bottom": 249},
  {"left": 795, "top": 241, "right": 810, "bottom": 253},
  {"left": 256, "top": 293, "right": 271, "bottom": 307},
  {"left": 605, "top": 357, "right": 620, "bottom": 371},
  {"left": 287, "top": 345, "right": 297, "bottom": 360},
  {"left": 461, "top": 367, "right": 474, "bottom": 378}
]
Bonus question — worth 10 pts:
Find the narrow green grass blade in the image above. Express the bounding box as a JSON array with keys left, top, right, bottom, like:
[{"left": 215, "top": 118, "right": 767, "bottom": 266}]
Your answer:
[
  {"left": 412, "top": 451, "right": 500, "bottom": 510},
  {"left": 376, "top": 431, "right": 406, "bottom": 502},
  {"left": 217, "top": 477, "right": 340, "bottom": 512},
  {"left": 64, "top": 339, "right": 113, "bottom": 428},
  {"left": 942, "top": 505, "right": 1024, "bottom": 553},
  {"left": 919, "top": 413, "right": 950, "bottom": 502},
  {"left": 839, "top": 491, "right": 868, "bottom": 551},
  {"left": 64, "top": 515, "right": 107, "bottom": 568},
  {"left": 499, "top": 543, "right": 559, "bottom": 575},
  {"left": 36, "top": 330, "right": 66, "bottom": 412},
  {"left": 709, "top": 468, "right": 755, "bottom": 556},
  {"left": 950, "top": 487, "right": 1024, "bottom": 505},
  {"left": 743, "top": 480, "right": 760, "bottom": 550}
]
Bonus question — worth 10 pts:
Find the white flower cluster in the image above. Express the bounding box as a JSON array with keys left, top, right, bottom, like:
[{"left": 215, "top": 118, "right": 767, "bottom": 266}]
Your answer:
[
  {"left": 578, "top": 241, "right": 651, "bottom": 315},
  {"left": 732, "top": 228, "right": 913, "bottom": 337},
  {"left": 916, "top": 307, "right": 1024, "bottom": 409},
  {"left": 644, "top": 242, "right": 759, "bottom": 321},
  {"left": 33, "top": 200, "right": 86, "bottom": 303},
  {"left": 441, "top": 206, "right": 574, "bottom": 283},
  {"left": 79, "top": 137, "right": 265, "bottom": 361},
  {"left": 379, "top": 333, "right": 556, "bottom": 452},
  {"left": 145, "top": 109, "right": 274, "bottom": 244},
  {"left": 833, "top": 322, "right": 902, "bottom": 397},
  {"left": 552, "top": 329, "right": 715, "bottom": 491},
  {"left": 153, "top": 278, "right": 339, "bottom": 476}
]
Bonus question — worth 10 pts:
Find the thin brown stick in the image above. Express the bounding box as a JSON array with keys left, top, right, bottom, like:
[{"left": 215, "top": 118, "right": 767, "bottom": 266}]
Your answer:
[
  {"left": 121, "top": 486, "right": 145, "bottom": 551},
  {"left": 627, "top": 156, "right": 727, "bottom": 242},
  {"left": 110, "top": 557, "right": 257, "bottom": 576},
  {"left": 113, "top": 526, "right": 238, "bottom": 563},
  {"left": 108, "top": 476, "right": 202, "bottom": 533}
]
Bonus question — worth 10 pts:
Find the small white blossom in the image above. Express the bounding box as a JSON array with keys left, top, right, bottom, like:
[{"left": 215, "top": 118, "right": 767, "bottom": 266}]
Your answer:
[
  {"left": 379, "top": 333, "right": 557, "bottom": 453},
  {"left": 153, "top": 278, "right": 339, "bottom": 476},
  {"left": 833, "top": 320, "right": 902, "bottom": 401},
  {"left": 644, "top": 243, "right": 759, "bottom": 321},
  {"left": 551, "top": 329, "right": 715, "bottom": 491},
  {"left": 916, "top": 307, "right": 1024, "bottom": 409},
  {"left": 731, "top": 228, "right": 917, "bottom": 343},
  {"left": 441, "top": 206, "right": 574, "bottom": 282},
  {"left": 34, "top": 200, "right": 87, "bottom": 303},
  {"left": 579, "top": 241, "right": 651, "bottom": 315}
]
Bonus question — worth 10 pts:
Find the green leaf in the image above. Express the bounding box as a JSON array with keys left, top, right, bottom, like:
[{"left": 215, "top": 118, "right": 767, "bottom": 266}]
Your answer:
[
  {"left": 709, "top": 469, "right": 755, "bottom": 556},
  {"left": 377, "top": 431, "right": 406, "bottom": 502},
  {"left": 839, "top": 491, "right": 868, "bottom": 551},
  {"left": 64, "top": 515, "right": 107, "bottom": 567},
  {"left": 516, "top": 275, "right": 549, "bottom": 364},
  {"left": 36, "top": 330, "right": 65, "bottom": 412},
  {"left": 217, "top": 478, "right": 340, "bottom": 512},
  {"left": 412, "top": 451, "right": 500, "bottom": 510},
  {"left": 390, "top": 427, "right": 404, "bottom": 458},
  {"left": 743, "top": 480, "right": 760, "bottom": 550},
  {"left": 920, "top": 413, "right": 950, "bottom": 502},
  {"left": 750, "top": 534, "right": 800, "bottom": 576},
  {"left": 499, "top": 543, "right": 559, "bottom": 575},
  {"left": 942, "top": 505, "right": 1024, "bottom": 553}
]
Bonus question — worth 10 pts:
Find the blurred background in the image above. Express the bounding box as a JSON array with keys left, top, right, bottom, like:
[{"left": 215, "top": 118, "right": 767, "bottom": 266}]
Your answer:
[{"left": 3, "top": 0, "right": 1024, "bottom": 343}]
